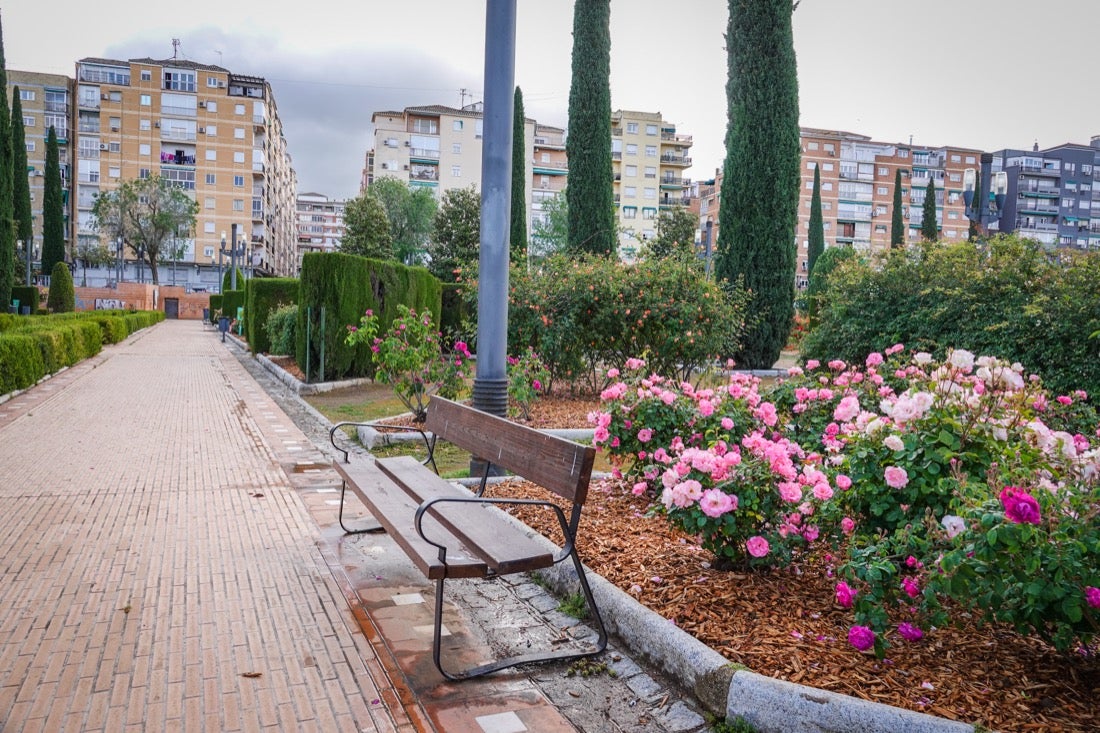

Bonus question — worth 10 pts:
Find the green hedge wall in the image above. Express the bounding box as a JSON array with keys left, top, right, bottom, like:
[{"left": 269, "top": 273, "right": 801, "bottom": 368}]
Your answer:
[
  {"left": 208, "top": 295, "right": 223, "bottom": 322},
  {"left": 295, "top": 252, "right": 441, "bottom": 382},
  {"left": 221, "top": 290, "right": 247, "bottom": 331},
  {"left": 11, "top": 286, "right": 40, "bottom": 315},
  {"left": 0, "top": 310, "right": 164, "bottom": 394},
  {"left": 246, "top": 278, "right": 299, "bottom": 355}
]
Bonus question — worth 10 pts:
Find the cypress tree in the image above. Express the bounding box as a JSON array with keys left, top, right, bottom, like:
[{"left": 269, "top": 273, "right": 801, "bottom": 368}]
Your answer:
[
  {"left": 12, "top": 88, "right": 32, "bottom": 265},
  {"left": 0, "top": 15, "right": 14, "bottom": 308},
  {"left": 968, "top": 168, "right": 981, "bottom": 242},
  {"left": 510, "top": 86, "right": 527, "bottom": 266},
  {"left": 921, "top": 177, "right": 938, "bottom": 242},
  {"left": 566, "top": 0, "right": 615, "bottom": 257},
  {"left": 46, "top": 260, "right": 74, "bottom": 313},
  {"left": 714, "top": 0, "right": 801, "bottom": 368},
  {"left": 41, "top": 127, "right": 66, "bottom": 276},
  {"left": 890, "top": 168, "right": 904, "bottom": 249},
  {"left": 807, "top": 164, "right": 824, "bottom": 277}
]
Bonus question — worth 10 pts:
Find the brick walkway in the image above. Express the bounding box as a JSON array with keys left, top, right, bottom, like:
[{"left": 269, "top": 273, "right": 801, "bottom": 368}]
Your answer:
[{"left": 0, "top": 321, "right": 423, "bottom": 732}]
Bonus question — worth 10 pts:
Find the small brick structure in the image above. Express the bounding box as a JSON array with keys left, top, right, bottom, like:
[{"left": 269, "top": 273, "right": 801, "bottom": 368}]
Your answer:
[{"left": 70, "top": 282, "right": 211, "bottom": 320}]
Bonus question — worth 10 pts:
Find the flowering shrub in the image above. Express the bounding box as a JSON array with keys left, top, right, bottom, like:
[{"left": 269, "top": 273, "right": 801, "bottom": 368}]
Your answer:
[
  {"left": 593, "top": 347, "right": 1100, "bottom": 655},
  {"left": 507, "top": 347, "right": 551, "bottom": 420},
  {"left": 345, "top": 305, "right": 471, "bottom": 421}
]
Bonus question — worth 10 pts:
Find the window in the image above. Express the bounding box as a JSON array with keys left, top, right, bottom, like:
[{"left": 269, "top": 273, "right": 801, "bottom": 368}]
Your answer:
[
  {"left": 624, "top": 165, "right": 637, "bottom": 177},
  {"left": 139, "top": 144, "right": 151, "bottom": 156},
  {"left": 644, "top": 145, "right": 657, "bottom": 157},
  {"left": 948, "top": 211, "right": 959, "bottom": 220},
  {"left": 203, "top": 246, "right": 215, "bottom": 258},
  {"left": 141, "top": 70, "right": 152, "bottom": 81},
  {"left": 163, "top": 70, "right": 196, "bottom": 92},
  {"left": 109, "top": 167, "right": 121, "bottom": 178},
  {"left": 205, "top": 150, "right": 216, "bottom": 161},
  {"left": 822, "top": 182, "right": 833, "bottom": 191},
  {"left": 235, "top": 104, "right": 245, "bottom": 115},
  {"left": 877, "top": 186, "right": 888, "bottom": 195},
  {"left": 626, "top": 122, "right": 638, "bottom": 134},
  {"left": 206, "top": 125, "right": 217, "bottom": 136},
  {"left": 623, "top": 206, "right": 637, "bottom": 219},
  {"left": 625, "top": 143, "right": 638, "bottom": 156},
  {"left": 541, "top": 152, "right": 550, "bottom": 162},
  {"left": 950, "top": 154, "right": 961, "bottom": 163},
  {"left": 965, "top": 156, "right": 976, "bottom": 164},
  {"left": 949, "top": 173, "right": 961, "bottom": 182},
  {"left": 233, "top": 175, "right": 245, "bottom": 187},
  {"left": 412, "top": 118, "right": 437, "bottom": 134},
  {"left": 25, "top": 141, "right": 36, "bottom": 152},
  {"left": 623, "top": 186, "right": 637, "bottom": 198},
  {"left": 948, "top": 191, "right": 960, "bottom": 203},
  {"left": 234, "top": 128, "right": 245, "bottom": 139},
  {"left": 206, "top": 101, "right": 217, "bottom": 113},
  {"left": 643, "top": 187, "right": 656, "bottom": 200},
  {"left": 822, "top": 202, "right": 831, "bottom": 210},
  {"left": 233, "top": 151, "right": 245, "bottom": 163},
  {"left": 807, "top": 142, "right": 819, "bottom": 150},
  {"left": 23, "top": 115, "right": 34, "bottom": 126},
  {"left": 642, "top": 207, "right": 657, "bottom": 220},
  {"left": 20, "top": 90, "right": 35, "bottom": 101},
  {"left": 452, "top": 143, "right": 461, "bottom": 154},
  {"left": 206, "top": 173, "right": 216, "bottom": 184},
  {"left": 807, "top": 162, "right": 816, "bottom": 170},
  {"left": 452, "top": 165, "right": 461, "bottom": 177},
  {"left": 107, "top": 141, "right": 120, "bottom": 153},
  {"left": 233, "top": 199, "right": 244, "bottom": 211},
  {"left": 879, "top": 167, "right": 888, "bottom": 176},
  {"left": 139, "top": 168, "right": 151, "bottom": 179},
  {"left": 453, "top": 120, "right": 463, "bottom": 131},
  {"left": 207, "top": 76, "right": 219, "bottom": 88},
  {"left": 204, "top": 197, "right": 215, "bottom": 209},
  {"left": 646, "top": 124, "right": 657, "bottom": 136},
  {"left": 140, "top": 94, "right": 151, "bottom": 106},
  {"left": 204, "top": 222, "right": 216, "bottom": 233},
  {"left": 139, "top": 118, "right": 150, "bottom": 131},
  {"left": 824, "top": 144, "right": 835, "bottom": 153},
  {"left": 644, "top": 166, "right": 656, "bottom": 178}
]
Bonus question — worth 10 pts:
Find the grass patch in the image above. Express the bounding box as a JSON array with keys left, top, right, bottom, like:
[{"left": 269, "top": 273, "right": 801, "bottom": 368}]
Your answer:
[
  {"left": 557, "top": 592, "right": 588, "bottom": 619},
  {"left": 565, "top": 658, "right": 615, "bottom": 678},
  {"left": 369, "top": 440, "right": 473, "bottom": 479}
]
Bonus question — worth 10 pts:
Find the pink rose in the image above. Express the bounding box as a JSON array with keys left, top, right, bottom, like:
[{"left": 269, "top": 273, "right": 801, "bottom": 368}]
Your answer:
[
  {"left": 631, "top": 482, "right": 648, "bottom": 496},
  {"left": 720, "top": 417, "right": 734, "bottom": 431},
  {"left": 835, "top": 474, "right": 852, "bottom": 490},
  {"left": 1000, "top": 486, "right": 1041, "bottom": 525},
  {"left": 746, "top": 536, "right": 770, "bottom": 558},
  {"left": 700, "top": 489, "right": 736, "bottom": 518},
  {"left": 901, "top": 576, "right": 920, "bottom": 599},
  {"left": 1085, "top": 586, "right": 1100, "bottom": 610},
  {"left": 840, "top": 517, "right": 856, "bottom": 535},
  {"left": 865, "top": 352, "right": 884, "bottom": 367},
  {"left": 884, "top": 466, "right": 909, "bottom": 489},
  {"left": 897, "top": 623, "right": 923, "bottom": 642},
  {"left": 637, "top": 428, "right": 653, "bottom": 444},
  {"left": 835, "top": 581, "right": 857, "bottom": 608}
]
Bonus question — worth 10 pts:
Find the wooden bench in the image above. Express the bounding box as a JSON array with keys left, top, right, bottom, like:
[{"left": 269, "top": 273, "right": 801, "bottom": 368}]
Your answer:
[{"left": 329, "top": 397, "right": 607, "bottom": 680}]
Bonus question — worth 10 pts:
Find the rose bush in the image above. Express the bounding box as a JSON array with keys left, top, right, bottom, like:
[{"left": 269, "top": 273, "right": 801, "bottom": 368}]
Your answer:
[{"left": 507, "top": 347, "right": 551, "bottom": 420}]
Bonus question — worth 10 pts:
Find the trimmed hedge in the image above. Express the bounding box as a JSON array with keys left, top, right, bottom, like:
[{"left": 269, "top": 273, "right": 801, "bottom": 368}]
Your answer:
[
  {"left": 208, "top": 295, "right": 223, "bottom": 322},
  {"left": 295, "top": 252, "right": 442, "bottom": 382},
  {"left": 0, "top": 310, "right": 165, "bottom": 395},
  {"left": 221, "top": 290, "right": 247, "bottom": 331},
  {"left": 246, "top": 277, "right": 299, "bottom": 355}
]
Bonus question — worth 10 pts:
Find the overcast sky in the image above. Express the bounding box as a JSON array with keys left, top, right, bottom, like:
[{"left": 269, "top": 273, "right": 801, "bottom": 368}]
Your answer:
[{"left": 6, "top": 1, "right": 1099, "bottom": 199}]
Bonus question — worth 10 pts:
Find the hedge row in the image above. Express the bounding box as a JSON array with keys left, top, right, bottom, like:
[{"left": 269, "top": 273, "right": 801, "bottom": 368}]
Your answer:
[
  {"left": 295, "top": 253, "right": 442, "bottom": 382},
  {"left": 246, "top": 278, "right": 299, "bottom": 355},
  {"left": 0, "top": 310, "right": 164, "bottom": 395},
  {"left": 11, "top": 286, "right": 41, "bottom": 314}
]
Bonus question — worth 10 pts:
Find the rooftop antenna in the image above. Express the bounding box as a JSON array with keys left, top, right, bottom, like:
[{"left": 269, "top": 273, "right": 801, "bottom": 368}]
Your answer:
[
  {"left": 172, "top": 38, "right": 181, "bottom": 59},
  {"left": 459, "top": 88, "right": 469, "bottom": 108}
]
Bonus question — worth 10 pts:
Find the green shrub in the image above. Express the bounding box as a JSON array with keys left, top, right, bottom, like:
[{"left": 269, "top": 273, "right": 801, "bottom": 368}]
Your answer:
[
  {"left": 801, "top": 235, "right": 1100, "bottom": 397},
  {"left": 0, "top": 333, "right": 45, "bottom": 392},
  {"left": 11, "top": 286, "right": 40, "bottom": 315},
  {"left": 221, "top": 290, "right": 246, "bottom": 333},
  {"left": 246, "top": 278, "right": 298, "bottom": 354},
  {"left": 503, "top": 253, "right": 750, "bottom": 390},
  {"left": 208, "top": 294, "right": 223, "bottom": 320},
  {"left": 296, "top": 252, "right": 441, "bottom": 382},
  {"left": 47, "top": 262, "right": 75, "bottom": 313},
  {"left": 264, "top": 304, "right": 298, "bottom": 355}
]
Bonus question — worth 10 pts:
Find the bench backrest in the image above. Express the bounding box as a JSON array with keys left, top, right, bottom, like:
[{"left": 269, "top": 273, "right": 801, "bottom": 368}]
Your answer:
[{"left": 425, "top": 397, "right": 595, "bottom": 504}]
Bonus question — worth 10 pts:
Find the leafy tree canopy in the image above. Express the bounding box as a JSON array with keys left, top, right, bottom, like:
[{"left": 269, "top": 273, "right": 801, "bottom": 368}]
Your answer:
[
  {"left": 647, "top": 206, "right": 698, "bottom": 260},
  {"left": 367, "top": 177, "right": 436, "bottom": 264},
  {"left": 428, "top": 185, "right": 480, "bottom": 282},
  {"left": 340, "top": 190, "right": 395, "bottom": 261}
]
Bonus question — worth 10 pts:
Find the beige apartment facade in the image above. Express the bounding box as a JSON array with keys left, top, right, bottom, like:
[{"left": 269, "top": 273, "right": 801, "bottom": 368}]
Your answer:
[
  {"left": 71, "top": 57, "right": 297, "bottom": 287},
  {"left": 296, "top": 192, "right": 347, "bottom": 262},
  {"left": 611, "top": 110, "right": 693, "bottom": 258}
]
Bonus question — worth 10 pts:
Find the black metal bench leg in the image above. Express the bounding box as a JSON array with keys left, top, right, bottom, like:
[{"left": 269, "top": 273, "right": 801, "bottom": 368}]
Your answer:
[{"left": 338, "top": 480, "right": 383, "bottom": 534}]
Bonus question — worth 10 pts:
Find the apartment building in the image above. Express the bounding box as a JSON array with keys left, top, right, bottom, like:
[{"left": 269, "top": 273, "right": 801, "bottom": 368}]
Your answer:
[
  {"left": 366, "top": 103, "right": 549, "bottom": 240},
  {"left": 296, "top": 192, "right": 347, "bottom": 259},
  {"left": 71, "top": 56, "right": 297, "bottom": 286},
  {"left": 7, "top": 71, "right": 74, "bottom": 260},
  {"left": 992, "top": 138, "right": 1100, "bottom": 249},
  {"left": 611, "top": 110, "right": 693, "bottom": 258}
]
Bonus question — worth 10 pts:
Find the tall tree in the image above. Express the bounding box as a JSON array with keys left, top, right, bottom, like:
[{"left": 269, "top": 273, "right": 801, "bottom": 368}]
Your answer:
[
  {"left": 530, "top": 188, "right": 568, "bottom": 261},
  {"left": 890, "top": 168, "right": 905, "bottom": 249},
  {"left": 968, "top": 168, "right": 981, "bottom": 242},
  {"left": 566, "top": 0, "right": 615, "bottom": 257},
  {"left": 0, "top": 15, "right": 14, "bottom": 307},
  {"left": 367, "top": 177, "right": 435, "bottom": 264},
  {"left": 921, "top": 177, "right": 938, "bottom": 242},
  {"left": 11, "top": 88, "right": 32, "bottom": 260},
  {"left": 340, "top": 190, "right": 394, "bottom": 260},
  {"left": 714, "top": 0, "right": 801, "bottom": 368},
  {"left": 41, "top": 127, "right": 66, "bottom": 276},
  {"left": 510, "top": 86, "right": 527, "bottom": 266},
  {"left": 428, "top": 185, "right": 480, "bottom": 282},
  {"left": 807, "top": 163, "right": 824, "bottom": 277},
  {"left": 648, "top": 206, "right": 697, "bottom": 259},
  {"left": 90, "top": 175, "right": 198, "bottom": 285}
]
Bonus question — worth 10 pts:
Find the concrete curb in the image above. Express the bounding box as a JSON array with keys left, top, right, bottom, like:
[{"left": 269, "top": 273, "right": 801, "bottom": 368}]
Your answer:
[
  {"left": 248, "top": 356, "right": 978, "bottom": 733},
  {"left": 252, "top": 351, "right": 373, "bottom": 395}
]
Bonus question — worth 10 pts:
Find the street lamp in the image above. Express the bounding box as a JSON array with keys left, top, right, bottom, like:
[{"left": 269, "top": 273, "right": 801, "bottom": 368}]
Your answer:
[
  {"left": 116, "top": 236, "right": 124, "bottom": 285},
  {"left": 962, "top": 153, "right": 1009, "bottom": 240},
  {"left": 18, "top": 239, "right": 39, "bottom": 286}
]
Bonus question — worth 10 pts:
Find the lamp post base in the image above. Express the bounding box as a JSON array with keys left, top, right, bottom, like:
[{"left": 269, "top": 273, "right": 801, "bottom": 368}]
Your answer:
[{"left": 470, "top": 377, "right": 509, "bottom": 477}]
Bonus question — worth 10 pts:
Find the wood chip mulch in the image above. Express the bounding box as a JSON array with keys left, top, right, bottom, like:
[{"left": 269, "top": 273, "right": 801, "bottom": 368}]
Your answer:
[{"left": 491, "top": 396, "right": 1100, "bottom": 733}]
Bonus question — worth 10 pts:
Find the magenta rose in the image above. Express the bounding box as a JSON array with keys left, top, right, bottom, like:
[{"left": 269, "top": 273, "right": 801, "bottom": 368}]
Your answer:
[
  {"left": 999, "top": 486, "right": 1041, "bottom": 525},
  {"left": 1085, "top": 586, "right": 1100, "bottom": 610},
  {"left": 848, "top": 625, "right": 875, "bottom": 652},
  {"left": 834, "top": 582, "right": 857, "bottom": 608},
  {"left": 897, "top": 623, "right": 923, "bottom": 642}
]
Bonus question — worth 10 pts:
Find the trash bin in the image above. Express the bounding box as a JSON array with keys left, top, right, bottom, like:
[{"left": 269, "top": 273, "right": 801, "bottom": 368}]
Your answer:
[
  {"left": 203, "top": 307, "right": 210, "bottom": 322},
  {"left": 218, "top": 316, "right": 230, "bottom": 342},
  {"left": 20, "top": 306, "right": 30, "bottom": 316}
]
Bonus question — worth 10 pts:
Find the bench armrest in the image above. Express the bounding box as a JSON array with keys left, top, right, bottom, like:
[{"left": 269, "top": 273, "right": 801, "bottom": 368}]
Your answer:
[
  {"left": 329, "top": 420, "right": 437, "bottom": 472},
  {"left": 414, "top": 495, "right": 579, "bottom": 566}
]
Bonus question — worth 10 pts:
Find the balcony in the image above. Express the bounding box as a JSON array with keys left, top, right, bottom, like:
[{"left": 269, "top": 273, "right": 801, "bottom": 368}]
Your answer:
[
  {"left": 78, "top": 122, "right": 101, "bottom": 134},
  {"left": 411, "top": 168, "right": 438, "bottom": 181},
  {"left": 160, "top": 104, "right": 196, "bottom": 118},
  {"left": 659, "top": 196, "right": 690, "bottom": 208},
  {"left": 1020, "top": 164, "right": 1060, "bottom": 177},
  {"left": 252, "top": 162, "right": 266, "bottom": 173},
  {"left": 78, "top": 97, "right": 100, "bottom": 110},
  {"left": 660, "top": 176, "right": 684, "bottom": 188},
  {"left": 44, "top": 100, "right": 69, "bottom": 114},
  {"left": 78, "top": 148, "right": 100, "bottom": 160},
  {"left": 253, "top": 115, "right": 266, "bottom": 125},
  {"left": 1017, "top": 203, "right": 1058, "bottom": 215},
  {"left": 533, "top": 160, "right": 568, "bottom": 175},
  {"left": 78, "top": 172, "right": 101, "bottom": 183},
  {"left": 612, "top": 151, "right": 622, "bottom": 161},
  {"left": 160, "top": 152, "right": 196, "bottom": 166},
  {"left": 660, "top": 154, "right": 691, "bottom": 167},
  {"left": 161, "top": 128, "right": 197, "bottom": 143},
  {"left": 533, "top": 135, "right": 565, "bottom": 150},
  {"left": 1018, "top": 187, "right": 1059, "bottom": 198},
  {"left": 660, "top": 132, "right": 693, "bottom": 145},
  {"left": 409, "top": 148, "right": 440, "bottom": 162}
]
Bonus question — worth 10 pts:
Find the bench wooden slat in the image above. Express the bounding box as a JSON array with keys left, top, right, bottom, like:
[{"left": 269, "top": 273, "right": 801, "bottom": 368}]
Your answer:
[
  {"left": 376, "top": 456, "right": 555, "bottom": 576},
  {"left": 425, "top": 397, "right": 596, "bottom": 503},
  {"left": 334, "top": 459, "right": 487, "bottom": 580}
]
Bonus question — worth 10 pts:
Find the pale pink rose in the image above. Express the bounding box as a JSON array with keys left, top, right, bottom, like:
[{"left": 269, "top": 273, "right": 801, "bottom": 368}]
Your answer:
[
  {"left": 720, "top": 417, "right": 734, "bottom": 430},
  {"left": 637, "top": 428, "right": 653, "bottom": 443},
  {"left": 812, "top": 483, "right": 834, "bottom": 501},
  {"left": 699, "top": 489, "right": 736, "bottom": 518},
  {"left": 865, "top": 352, "right": 884, "bottom": 367},
  {"left": 778, "top": 482, "right": 802, "bottom": 503},
  {"left": 883, "top": 435, "right": 904, "bottom": 452},
  {"left": 940, "top": 514, "right": 965, "bottom": 538},
  {"left": 840, "top": 516, "right": 856, "bottom": 535},
  {"left": 632, "top": 482, "right": 648, "bottom": 496},
  {"left": 805, "top": 359, "right": 820, "bottom": 370},
  {"left": 835, "top": 474, "right": 852, "bottom": 490},
  {"left": 833, "top": 395, "right": 860, "bottom": 423},
  {"left": 884, "top": 466, "right": 909, "bottom": 489}
]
